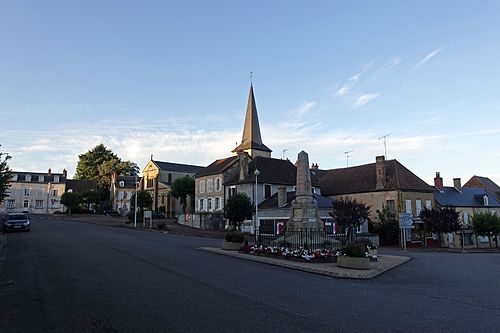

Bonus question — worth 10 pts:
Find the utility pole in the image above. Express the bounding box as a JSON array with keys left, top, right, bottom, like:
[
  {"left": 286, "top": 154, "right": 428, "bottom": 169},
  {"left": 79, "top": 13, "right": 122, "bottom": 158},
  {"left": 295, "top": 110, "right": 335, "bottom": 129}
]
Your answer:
[{"left": 344, "top": 151, "right": 353, "bottom": 167}]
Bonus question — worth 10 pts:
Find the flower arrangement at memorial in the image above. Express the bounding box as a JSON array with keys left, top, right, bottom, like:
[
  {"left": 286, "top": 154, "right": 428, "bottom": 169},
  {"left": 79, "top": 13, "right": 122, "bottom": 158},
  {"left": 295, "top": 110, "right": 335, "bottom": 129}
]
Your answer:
[
  {"left": 241, "top": 244, "right": 334, "bottom": 261},
  {"left": 339, "top": 238, "right": 378, "bottom": 261}
]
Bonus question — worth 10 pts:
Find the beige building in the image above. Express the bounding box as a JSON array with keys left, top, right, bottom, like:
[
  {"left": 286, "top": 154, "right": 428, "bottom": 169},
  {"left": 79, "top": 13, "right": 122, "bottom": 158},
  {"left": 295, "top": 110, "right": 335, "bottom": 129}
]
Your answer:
[
  {"left": 1, "top": 169, "right": 67, "bottom": 214},
  {"left": 142, "top": 158, "right": 203, "bottom": 217},
  {"left": 110, "top": 173, "right": 138, "bottom": 215},
  {"left": 319, "top": 156, "right": 436, "bottom": 246}
]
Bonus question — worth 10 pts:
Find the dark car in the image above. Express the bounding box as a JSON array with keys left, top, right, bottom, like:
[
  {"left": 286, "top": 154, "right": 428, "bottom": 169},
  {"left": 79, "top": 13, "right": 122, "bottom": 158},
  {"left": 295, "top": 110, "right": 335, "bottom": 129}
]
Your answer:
[{"left": 3, "top": 213, "right": 31, "bottom": 232}]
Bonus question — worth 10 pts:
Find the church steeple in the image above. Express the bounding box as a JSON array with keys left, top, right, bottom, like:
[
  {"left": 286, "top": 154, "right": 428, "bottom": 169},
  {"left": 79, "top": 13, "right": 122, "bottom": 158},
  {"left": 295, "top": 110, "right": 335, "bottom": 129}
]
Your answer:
[{"left": 232, "top": 83, "right": 272, "bottom": 158}]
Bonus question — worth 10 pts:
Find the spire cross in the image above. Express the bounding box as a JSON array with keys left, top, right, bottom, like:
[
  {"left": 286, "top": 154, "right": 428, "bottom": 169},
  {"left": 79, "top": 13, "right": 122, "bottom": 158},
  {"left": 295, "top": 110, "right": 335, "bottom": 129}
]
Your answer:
[{"left": 250, "top": 71, "right": 253, "bottom": 83}]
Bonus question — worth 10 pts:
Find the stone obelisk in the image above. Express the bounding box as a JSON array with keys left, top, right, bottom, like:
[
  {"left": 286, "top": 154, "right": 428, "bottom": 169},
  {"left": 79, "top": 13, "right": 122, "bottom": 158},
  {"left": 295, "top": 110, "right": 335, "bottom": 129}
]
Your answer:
[{"left": 288, "top": 151, "right": 323, "bottom": 231}]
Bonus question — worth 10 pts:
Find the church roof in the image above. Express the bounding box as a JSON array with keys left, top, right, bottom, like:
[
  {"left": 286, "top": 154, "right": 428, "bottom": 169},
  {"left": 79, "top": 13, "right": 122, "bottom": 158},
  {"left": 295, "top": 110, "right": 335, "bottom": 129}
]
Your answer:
[
  {"left": 232, "top": 84, "right": 272, "bottom": 153},
  {"left": 152, "top": 160, "right": 204, "bottom": 174}
]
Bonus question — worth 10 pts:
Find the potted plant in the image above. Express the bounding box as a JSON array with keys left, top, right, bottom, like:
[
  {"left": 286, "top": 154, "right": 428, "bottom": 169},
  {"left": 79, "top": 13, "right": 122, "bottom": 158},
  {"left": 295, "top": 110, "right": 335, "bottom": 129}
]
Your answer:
[
  {"left": 337, "top": 243, "right": 370, "bottom": 270},
  {"left": 222, "top": 231, "right": 246, "bottom": 251},
  {"left": 357, "top": 238, "right": 378, "bottom": 261}
]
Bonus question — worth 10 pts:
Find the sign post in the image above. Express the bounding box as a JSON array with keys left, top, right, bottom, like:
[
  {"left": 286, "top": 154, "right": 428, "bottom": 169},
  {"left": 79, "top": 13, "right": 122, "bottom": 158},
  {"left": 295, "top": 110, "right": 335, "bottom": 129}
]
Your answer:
[
  {"left": 399, "top": 213, "right": 413, "bottom": 251},
  {"left": 144, "top": 210, "right": 152, "bottom": 229}
]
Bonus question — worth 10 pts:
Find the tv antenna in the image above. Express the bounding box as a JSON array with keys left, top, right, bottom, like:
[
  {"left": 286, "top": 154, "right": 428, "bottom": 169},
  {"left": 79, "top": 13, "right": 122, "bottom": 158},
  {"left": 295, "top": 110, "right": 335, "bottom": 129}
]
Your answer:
[
  {"left": 378, "top": 132, "right": 393, "bottom": 158},
  {"left": 282, "top": 149, "right": 288, "bottom": 160},
  {"left": 344, "top": 151, "right": 353, "bottom": 167}
]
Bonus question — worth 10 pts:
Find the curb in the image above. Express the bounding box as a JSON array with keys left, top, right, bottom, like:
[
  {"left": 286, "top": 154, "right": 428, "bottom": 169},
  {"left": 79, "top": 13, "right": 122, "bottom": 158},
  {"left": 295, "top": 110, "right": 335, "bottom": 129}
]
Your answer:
[
  {"left": 0, "top": 233, "right": 6, "bottom": 278},
  {"left": 199, "top": 247, "right": 411, "bottom": 280}
]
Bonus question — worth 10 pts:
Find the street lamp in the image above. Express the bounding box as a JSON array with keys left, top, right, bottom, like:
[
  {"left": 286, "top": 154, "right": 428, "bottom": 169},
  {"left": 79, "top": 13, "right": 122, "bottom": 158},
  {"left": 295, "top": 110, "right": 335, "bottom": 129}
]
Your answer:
[
  {"left": 254, "top": 169, "right": 260, "bottom": 236},
  {"left": 134, "top": 175, "right": 138, "bottom": 228}
]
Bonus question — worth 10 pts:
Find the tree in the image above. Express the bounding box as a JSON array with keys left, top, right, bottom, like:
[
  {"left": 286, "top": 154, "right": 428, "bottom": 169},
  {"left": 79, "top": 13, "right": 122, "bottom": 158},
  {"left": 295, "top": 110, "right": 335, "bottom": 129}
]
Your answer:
[
  {"left": 75, "top": 144, "right": 139, "bottom": 192},
  {"left": 224, "top": 193, "right": 254, "bottom": 229},
  {"left": 170, "top": 176, "right": 195, "bottom": 213},
  {"left": 60, "top": 192, "right": 83, "bottom": 215},
  {"left": 330, "top": 197, "right": 371, "bottom": 244},
  {"left": 419, "top": 207, "right": 461, "bottom": 235},
  {"left": 0, "top": 147, "right": 11, "bottom": 204},
  {"left": 471, "top": 211, "right": 500, "bottom": 247},
  {"left": 82, "top": 190, "right": 101, "bottom": 211},
  {"left": 131, "top": 190, "right": 153, "bottom": 211},
  {"left": 371, "top": 205, "right": 399, "bottom": 246}
]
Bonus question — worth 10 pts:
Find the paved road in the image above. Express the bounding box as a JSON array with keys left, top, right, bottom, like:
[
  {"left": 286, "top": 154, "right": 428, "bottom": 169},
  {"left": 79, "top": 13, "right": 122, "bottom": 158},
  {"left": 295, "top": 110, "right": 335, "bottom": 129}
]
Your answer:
[{"left": 1, "top": 217, "right": 499, "bottom": 333}]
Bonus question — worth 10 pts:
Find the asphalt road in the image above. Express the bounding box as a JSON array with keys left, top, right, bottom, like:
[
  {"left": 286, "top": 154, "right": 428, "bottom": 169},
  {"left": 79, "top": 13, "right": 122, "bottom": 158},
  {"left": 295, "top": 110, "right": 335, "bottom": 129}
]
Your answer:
[{"left": 1, "top": 217, "right": 499, "bottom": 333}]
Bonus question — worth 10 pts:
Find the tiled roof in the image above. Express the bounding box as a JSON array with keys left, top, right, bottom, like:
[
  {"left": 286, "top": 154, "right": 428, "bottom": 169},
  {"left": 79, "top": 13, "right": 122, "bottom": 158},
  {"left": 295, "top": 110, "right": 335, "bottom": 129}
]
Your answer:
[
  {"left": 152, "top": 160, "right": 204, "bottom": 174},
  {"left": 196, "top": 156, "right": 238, "bottom": 177},
  {"left": 226, "top": 157, "right": 297, "bottom": 185},
  {"left": 435, "top": 187, "right": 500, "bottom": 207},
  {"left": 11, "top": 171, "right": 66, "bottom": 184},
  {"left": 65, "top": 179, "right": 98, "bottom": 193},
  {"left": 259, "top": 191, "right": 333, "bottom": 209},
  {"left": 464, "top": 176, "right": 500, "bottom": 203},
  {"left": 319, "top": 159, "right": 434, "bottom": 196},
  {"left": 115, "top": 175, "right": 138, "bottom": 188}
]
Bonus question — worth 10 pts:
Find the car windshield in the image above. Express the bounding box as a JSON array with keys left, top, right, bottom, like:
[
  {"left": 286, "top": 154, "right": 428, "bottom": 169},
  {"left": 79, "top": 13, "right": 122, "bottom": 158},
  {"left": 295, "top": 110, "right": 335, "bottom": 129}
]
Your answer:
[{"left": 8, "top": 215, "right": 28, "bottom": 221}]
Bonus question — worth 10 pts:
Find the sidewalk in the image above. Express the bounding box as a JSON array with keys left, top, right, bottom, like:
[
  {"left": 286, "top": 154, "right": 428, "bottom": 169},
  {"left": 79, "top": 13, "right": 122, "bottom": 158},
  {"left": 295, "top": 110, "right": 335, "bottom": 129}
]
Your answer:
[{"left": 49, "top": 214, "right": 227, "bottom": 239}]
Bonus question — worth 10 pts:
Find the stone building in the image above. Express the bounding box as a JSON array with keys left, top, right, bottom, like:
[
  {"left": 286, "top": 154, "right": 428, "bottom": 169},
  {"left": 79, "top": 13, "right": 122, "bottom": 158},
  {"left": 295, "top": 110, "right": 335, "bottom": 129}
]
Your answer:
[
  {"left": 142, "top": 158, "right": 203, "bottom": 217},
  {"left": 1, "top": 169, "right": 67, "bottom": 214},
  {"left": 110, "top": 173, "right": 138, "bottom": 215}
]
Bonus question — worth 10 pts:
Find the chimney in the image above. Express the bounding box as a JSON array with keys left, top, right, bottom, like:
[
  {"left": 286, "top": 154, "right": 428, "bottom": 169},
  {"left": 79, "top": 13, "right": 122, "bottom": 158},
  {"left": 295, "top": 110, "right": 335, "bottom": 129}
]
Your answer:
[
  {"left": 434, "top": 172, "right": 443, "bottom": 191},
  {"left": 453, "top": 178, "right": 461, "bottom": 192},
  {"left": 375, "top": 155, "right": 386, "bottom": 190},
  {"left": 311, "top": 163, "right": 319, "bottom": 170},
  {"left": 238, "top": 152, "right": 249, "bottom": 181},
  {"left": 62, "top": 169, "right": 67, "bottom": 178},
  {"left": 277, "top": 186, "right": 287, "bottom": 207},
  {"left": 48, "top": 168, "right": 52, "bottom": 175}
]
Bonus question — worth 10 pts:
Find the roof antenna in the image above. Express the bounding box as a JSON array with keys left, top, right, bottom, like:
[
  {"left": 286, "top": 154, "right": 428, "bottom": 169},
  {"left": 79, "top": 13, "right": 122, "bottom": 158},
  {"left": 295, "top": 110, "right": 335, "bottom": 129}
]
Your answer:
[
  {"left": 378, "top": 132, "right": 393, "bottom": 158},
  {"left": 344, "top": 151, "right": 353, "bottom": 167},
  {"left": 282, "top": 149, "right": 288, "bottom": 160}
]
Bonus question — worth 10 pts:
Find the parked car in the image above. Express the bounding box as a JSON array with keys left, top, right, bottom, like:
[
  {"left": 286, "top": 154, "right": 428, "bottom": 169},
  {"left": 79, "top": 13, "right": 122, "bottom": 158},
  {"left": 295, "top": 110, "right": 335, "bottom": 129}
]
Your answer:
[{"left": 3, "top": 213, "right": 31, "bottom": 232}]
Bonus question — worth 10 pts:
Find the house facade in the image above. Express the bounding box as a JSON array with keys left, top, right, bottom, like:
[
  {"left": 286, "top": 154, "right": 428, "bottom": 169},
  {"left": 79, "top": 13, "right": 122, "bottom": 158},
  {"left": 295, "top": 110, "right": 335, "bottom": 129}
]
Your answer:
[
  {"left": 319, "top": 156, "right": 435, "bottom": 247},
  {"left": 142, "top": 158, "right": 203, "bottom": 217},
  {"left": 434, "top": 174, "right": 500, "bottom": 249},
  {"left": 110, "top": 173, "right": 138, "bottom": 215},
  {"left": 1, "top": 169, "right": 67, "bottom": 214}
]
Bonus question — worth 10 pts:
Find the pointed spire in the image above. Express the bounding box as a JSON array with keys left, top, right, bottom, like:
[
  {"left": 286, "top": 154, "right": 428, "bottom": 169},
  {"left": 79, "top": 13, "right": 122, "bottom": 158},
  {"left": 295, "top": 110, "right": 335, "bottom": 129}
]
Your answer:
[{"left": 232, "top": 83, "right": 272, "bottom": 157}]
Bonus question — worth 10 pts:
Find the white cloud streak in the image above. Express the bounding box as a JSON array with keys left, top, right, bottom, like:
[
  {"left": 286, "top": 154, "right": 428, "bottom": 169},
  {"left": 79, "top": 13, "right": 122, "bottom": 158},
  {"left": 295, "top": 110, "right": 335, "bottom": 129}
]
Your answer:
[
  {"left": 353, "top": 93, "right": 380, "bottom": 108},
  {"left": 413, "top": 47, "right": 444, "bottom": 70}
]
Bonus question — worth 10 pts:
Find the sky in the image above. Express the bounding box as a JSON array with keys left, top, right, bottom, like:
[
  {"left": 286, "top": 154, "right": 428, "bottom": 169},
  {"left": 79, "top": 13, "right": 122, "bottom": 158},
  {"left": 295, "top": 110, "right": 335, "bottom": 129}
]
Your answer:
[{"left": 1, "top": 1, "right": 500, "bottom": 186}]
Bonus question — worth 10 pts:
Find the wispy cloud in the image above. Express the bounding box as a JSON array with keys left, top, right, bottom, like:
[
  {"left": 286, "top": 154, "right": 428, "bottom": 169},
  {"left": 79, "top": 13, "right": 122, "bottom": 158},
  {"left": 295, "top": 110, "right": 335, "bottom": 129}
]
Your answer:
[
  {"left": 353, "top": 93, "right": 380, "bottom": 108},
  {"left": 413, "top": 47, "right": 444, "bottom": 70},
  {"left": 367, "top": 57, "right": 402, "bottom": 83},
  {"left": 335, "top": 62, "right": 373, "bottom": 97}
]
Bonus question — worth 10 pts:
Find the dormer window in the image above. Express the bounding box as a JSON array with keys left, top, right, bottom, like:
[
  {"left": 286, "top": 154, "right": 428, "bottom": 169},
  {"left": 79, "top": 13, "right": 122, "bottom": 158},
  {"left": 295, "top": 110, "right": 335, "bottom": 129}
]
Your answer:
[
  {"left": 11, "top": 174, "right": 18, "bottom": 181},
  {"left": 484, "top": 195, "right": 489, "bottom": 206},
  {"left": 119, "top": 180, "right": 125, "bottom": 187},
  {"left": 26, "top": 175, "right": 31, "bottom": 182},
  {"left": 54, "top": 176, "right": 59, "bottom": 183}
]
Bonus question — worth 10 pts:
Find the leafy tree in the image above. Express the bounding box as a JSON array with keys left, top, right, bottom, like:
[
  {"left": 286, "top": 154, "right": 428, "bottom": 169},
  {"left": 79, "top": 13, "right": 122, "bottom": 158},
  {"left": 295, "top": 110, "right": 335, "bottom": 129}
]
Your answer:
[
  {"left": 330, "top": 197, "right": 371, "bottom": 244},
  {"left": 82, "top": 190, "right": 101, "bottom": 211},
  {"left": 131, "top": 190, "right": 153, "bottom": 210},
  {"left": 60, "top": 192, "right": 83, "bottom": 215},
  {"left": 0, "top": 147, "right": 11, "bottom": 204},
  {"left": 471, "top": 211, "right": 500, "bottom": 247},
  {"left": 224, "top": 193, "right": 254, "bottom": 229},
  {"left": 75, "top": 144, "right": 139, "bottom": 192},
  {"left": 370, "top": 205, "right": 399, "bottom": 246},
  {"left": 419, "top": 207, "right": 461, "bottom": 235},
  {"left": 170, "top": 176, "right": 195, "bottom": 213}
]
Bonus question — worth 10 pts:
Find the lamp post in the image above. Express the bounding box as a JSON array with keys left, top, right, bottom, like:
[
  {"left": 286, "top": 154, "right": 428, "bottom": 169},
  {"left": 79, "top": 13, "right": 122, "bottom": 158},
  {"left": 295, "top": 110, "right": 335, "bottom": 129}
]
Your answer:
[
  {"left": 254, "top": 169, "right": 260, "bottom": 236},
  {"left": 134, "top": 175, "right": 138, "bottom": 228}
]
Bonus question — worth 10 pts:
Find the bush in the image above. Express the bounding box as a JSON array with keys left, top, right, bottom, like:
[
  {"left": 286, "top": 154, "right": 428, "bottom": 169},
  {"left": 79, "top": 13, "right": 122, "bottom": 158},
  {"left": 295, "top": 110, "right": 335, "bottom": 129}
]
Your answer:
[
  {"left": 340, "top": 243, "right": 367, "bottom": 257},
  {"left": 225, "top": 231, "right": 245, "bottom": 243}
]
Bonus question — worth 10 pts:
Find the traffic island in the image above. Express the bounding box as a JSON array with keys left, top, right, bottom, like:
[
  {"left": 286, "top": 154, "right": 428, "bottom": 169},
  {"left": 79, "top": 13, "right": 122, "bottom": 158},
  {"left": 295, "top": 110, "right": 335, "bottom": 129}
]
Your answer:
[{"left": 199, "top": 247, "right": 410, "bottom": 279}]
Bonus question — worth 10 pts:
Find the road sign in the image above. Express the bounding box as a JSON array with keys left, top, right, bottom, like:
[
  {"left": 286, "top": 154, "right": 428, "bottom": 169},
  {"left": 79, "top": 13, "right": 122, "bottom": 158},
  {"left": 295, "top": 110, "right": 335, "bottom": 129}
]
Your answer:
[
  {"left": 144, "top": 211, "right": 152, "bottom": 219},
  {"left": 399, "top": 213, "right": 413, "bottom": 228}
]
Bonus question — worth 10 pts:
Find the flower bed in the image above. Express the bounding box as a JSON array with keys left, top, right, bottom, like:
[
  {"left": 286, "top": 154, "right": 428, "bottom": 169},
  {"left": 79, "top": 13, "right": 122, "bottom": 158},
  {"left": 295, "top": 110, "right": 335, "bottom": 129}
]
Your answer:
[{"left": 241, "top": 245, "right": 336, "bottom": 263}]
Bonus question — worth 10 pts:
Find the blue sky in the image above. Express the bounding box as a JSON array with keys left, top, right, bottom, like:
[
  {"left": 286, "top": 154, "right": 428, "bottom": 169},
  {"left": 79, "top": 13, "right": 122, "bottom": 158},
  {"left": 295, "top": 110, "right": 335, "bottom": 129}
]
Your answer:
[{"left": 1, "top": 1, "right": 500, "bottom": 186}]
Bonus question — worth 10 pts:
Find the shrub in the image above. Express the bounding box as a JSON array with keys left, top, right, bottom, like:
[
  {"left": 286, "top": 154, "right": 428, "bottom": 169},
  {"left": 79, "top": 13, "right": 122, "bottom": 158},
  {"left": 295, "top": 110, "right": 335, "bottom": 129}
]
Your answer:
[
  {"left": 340, "top": 243, "right": 367, "bottom": 257},
  {"left": 225, "top": 231, "right": 245, "bottom": 243}
]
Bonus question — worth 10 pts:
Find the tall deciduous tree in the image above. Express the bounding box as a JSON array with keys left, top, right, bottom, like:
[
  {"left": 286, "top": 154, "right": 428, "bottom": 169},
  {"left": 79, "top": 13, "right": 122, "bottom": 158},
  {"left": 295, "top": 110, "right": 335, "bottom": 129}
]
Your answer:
[
  {"left": 419, "top": 207, "right": 461, "bottom": 235},
  {"left": 131, "top": 190, "right": 153, "bottom": 211},
  {"left": 0, "top": 147, "right": 11, "bottom": 204},
  {"left": 170, "top": 176, "right": 195, "bottom": 213},
  {"left": 224, "top": 193, "right": 254, "bottom": 229},
  {"left": 330, "top": 197, "right": 371, "bottom": 244},
  {"left": 75, "top": 144, "right": 139, "bottom": 193}
]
